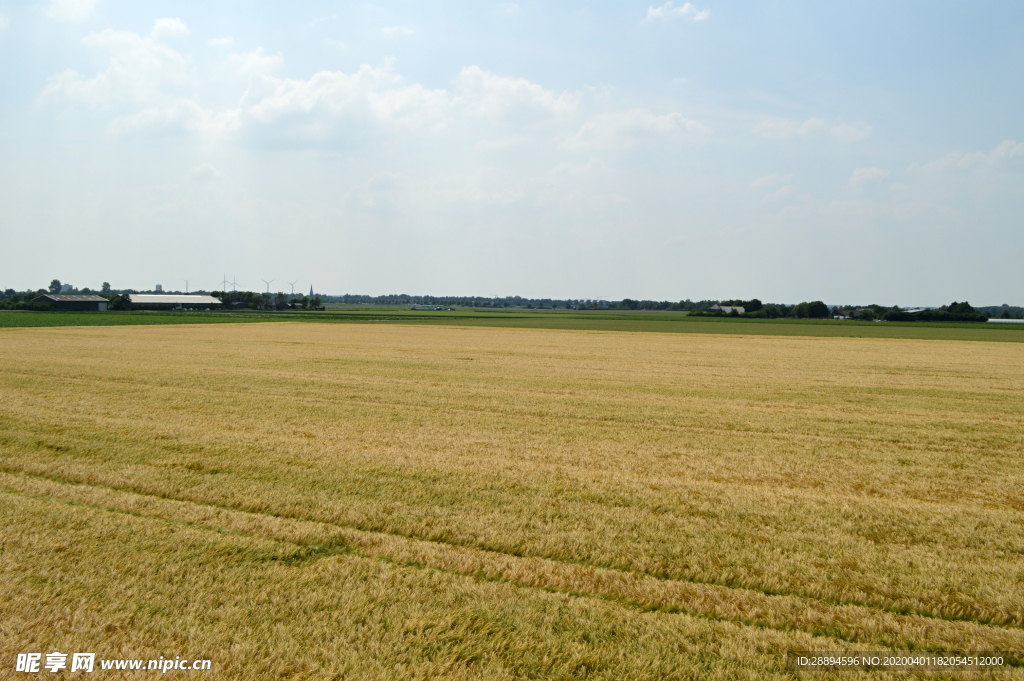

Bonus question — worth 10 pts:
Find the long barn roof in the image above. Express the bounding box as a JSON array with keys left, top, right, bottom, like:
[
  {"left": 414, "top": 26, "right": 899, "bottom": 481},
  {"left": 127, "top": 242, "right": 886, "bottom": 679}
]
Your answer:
[
  {"left": 128, "top": 294, "right": 222, "bottom": 305},
  {"left": 35, "top": 294, "right": 109, "bottom": 302}
]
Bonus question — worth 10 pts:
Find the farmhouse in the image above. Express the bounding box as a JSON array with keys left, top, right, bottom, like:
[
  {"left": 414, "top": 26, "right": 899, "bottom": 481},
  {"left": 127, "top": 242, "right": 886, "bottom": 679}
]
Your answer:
[
  {"left": 710, "top": 305, "right": 745, "bottom": 314},
  {"left": 32, "top": 294, "right": 108, "bottom": 311},
  {"left": 127, "top": 294, "right": 222, "bottom": 310}
]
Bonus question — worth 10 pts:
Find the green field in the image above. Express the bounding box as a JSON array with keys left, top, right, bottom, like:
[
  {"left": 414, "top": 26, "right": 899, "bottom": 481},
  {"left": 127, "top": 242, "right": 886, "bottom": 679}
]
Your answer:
[
  {"left": 2, "top": 307, "right": 1023, "bottom": 342},
  {"left": 1, "top": 322, "right": 1022, "bottom": 679}
]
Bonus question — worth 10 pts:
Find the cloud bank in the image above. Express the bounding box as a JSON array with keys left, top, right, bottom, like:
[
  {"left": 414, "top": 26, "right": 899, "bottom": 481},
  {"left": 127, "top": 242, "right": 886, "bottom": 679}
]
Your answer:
[
  {"left": 48, "top": 0, "right": 96, "bottom": 22},
  {"left": 41, "top": 24, "right": 705, "bottom": 152},
  {"left": 645, "top": 2, "right": 710, "bottom": 22}
]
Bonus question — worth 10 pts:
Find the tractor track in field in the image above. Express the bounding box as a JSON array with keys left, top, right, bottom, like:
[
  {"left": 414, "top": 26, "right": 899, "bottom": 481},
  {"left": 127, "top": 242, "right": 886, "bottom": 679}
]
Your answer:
[{"left": 1, "top": 468, "right": 1021, "bottom": 662}]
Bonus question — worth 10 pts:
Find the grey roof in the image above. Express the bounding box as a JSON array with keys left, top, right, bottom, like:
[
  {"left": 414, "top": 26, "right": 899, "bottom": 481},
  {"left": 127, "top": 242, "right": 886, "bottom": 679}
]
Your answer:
[
  {"left": 128, "top": 294, "right": 222, "bottom": 305},
  {"left": 35, "top": 294, "right": 109, "bottom": 302}
]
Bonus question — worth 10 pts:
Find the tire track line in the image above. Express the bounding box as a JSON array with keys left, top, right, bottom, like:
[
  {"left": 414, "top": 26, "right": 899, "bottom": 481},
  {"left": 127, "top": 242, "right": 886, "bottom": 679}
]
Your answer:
[{"left": 1, "top": 470, "right": 1020, "bottom": 657}]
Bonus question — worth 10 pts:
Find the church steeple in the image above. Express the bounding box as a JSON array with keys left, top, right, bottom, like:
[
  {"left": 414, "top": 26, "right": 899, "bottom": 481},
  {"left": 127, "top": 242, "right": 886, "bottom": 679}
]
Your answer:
[{"left": 309, "top": 285, "right": 314, "bottom": 297}]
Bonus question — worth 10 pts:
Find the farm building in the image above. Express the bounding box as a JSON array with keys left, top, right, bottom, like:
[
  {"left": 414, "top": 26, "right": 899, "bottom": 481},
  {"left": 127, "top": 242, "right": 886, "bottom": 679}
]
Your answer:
[
  {"left": 32, "top": 294, "right": 109, "bottom": 311},
  {"left": 127, "top": 294, "right": 222, "bottom": 310},
  {"left": 710, "top": 305, "right": 745, "bottom": 314}
]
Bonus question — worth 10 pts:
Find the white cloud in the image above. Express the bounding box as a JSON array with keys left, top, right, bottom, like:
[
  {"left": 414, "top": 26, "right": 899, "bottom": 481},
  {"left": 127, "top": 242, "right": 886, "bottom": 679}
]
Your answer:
[
  {"left": 750, "top": 173, "right": 800, "bottom": 202},
  {"left": 754, "top": 117, "right": 872, "bottom": 142},
  {"left": 42, "top": 26, "right": 192, "bottom": 107},
  {"left": 455, "top": 66, "right": 578, "bottom": 119},
  {"left": 240, "top": 64, "right": 450, "bottom": 130},
  {"left": 764, "top": 183, "right": 798, "bottom": 203},
  {"left": 229, "top": 48, "right": 283, "bottom": 76},
  {"left": 645, "top": 2, "right": 710, "bottom": 22},
  {"left": 232, "top": 64, "right": 575, "bottom": 137},
  {"left": 324, "top": 38, "right": 349, "bottom": 50},
  {"left": 40, "top": 21, "right": 233, "bottom": 136},
  {"left": 564, "top": 109, "right": 711, "bottom": 149},
  {"left": 48, "top": 0, "right": 96, "bottom": 22},
  {"left": 207, "top": 37, "right": 234, "bottom": 48},
  {"left": 151, "top": 18, "right": 189, "bottom": 39},
  {"left": 915, "top": 140, "right": 1024, "bottom": 173},
  {"left": 41, "top": 32, "right": 707, "bottom": 152},
  {"left": 0, "top": 14, "right": 9, "bottom": 30},
  {"left": 106, "top": 100, "right": 218, "bottom": 136},
  {"left": 380, "top": 26, "right": 414, "bottom": 36},
  {"left": 848, "top": 167, "right": 890, "bottom": 189}
]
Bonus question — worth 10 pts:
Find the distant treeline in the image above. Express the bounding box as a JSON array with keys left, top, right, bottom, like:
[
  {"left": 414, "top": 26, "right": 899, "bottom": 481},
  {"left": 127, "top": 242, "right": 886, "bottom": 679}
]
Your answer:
[
  {"left": 976, "top": 304, "right": 1024, "bottom": 318},
  {"left": 3, "top": 282, "right": 1022, "bottom": 322},
  {"left": 327, "top": 294, "right": 624, "bottom": 309},
  {"left": 691, "top": 300, "right": 1015, "bottom": 322},
  {"left": 327, "top": 294, "right": 721, "bottom": 310},
  {"left": 211, "top": 291, "right": 323, "bottom": 310},
  {"left": 327, "top": 295, "right": 1020, "bottom": 322},
  {"left": 830, "top": 301, "right": 1020, "bottom": 322}
]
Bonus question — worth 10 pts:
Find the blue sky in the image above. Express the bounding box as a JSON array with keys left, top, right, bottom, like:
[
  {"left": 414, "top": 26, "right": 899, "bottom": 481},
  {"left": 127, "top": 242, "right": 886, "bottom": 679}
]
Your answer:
[{"left": 1, "top": 1, "right": 1022, "bottom": 304}]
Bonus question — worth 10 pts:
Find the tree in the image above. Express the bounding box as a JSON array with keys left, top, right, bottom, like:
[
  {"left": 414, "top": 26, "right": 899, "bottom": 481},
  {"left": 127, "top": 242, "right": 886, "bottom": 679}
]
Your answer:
[
  {"left": 49, "top": 279, "right": 62, "bottom": 294},
  {"left": 310, "top": 295, "right": 322, "bottom": 309},
  {"left": 101, "top": 282, "right": 111, "bottom": 294},
  {"left": 109, "top": 294, "right": 132, "bottom": 311},
  {"left": 806, "top": 301, "right": 830, "bottom": 319},
  {"left": 945, "top": 301, "right": 976, "bottom": 315}
]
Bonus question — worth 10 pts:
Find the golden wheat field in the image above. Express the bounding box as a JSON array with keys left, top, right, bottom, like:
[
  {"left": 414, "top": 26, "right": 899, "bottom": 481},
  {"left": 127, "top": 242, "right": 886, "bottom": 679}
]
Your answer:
[{"left": 1, "top": 322, "right": 1022, "bottom": 679}]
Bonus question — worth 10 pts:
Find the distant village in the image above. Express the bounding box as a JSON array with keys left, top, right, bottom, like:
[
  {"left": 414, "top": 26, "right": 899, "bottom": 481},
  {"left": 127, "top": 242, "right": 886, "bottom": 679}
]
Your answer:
[{"left": 1, "top": 280, "right": 1022, "bottom": 322}]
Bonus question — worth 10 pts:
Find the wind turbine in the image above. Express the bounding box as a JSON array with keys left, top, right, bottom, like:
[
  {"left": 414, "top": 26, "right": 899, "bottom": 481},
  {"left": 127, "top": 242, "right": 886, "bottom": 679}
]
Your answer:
[
  {"left": 262, "top": 279, "right": 274, "bottom": 293},
  {"left": 231, "top": 276, "right": 238, "bottom": 292},
  {"left": 184, "top": 279, "right": 190, "bottom": 294},
  {"left": 220, "top": 273, "right": 230, "bottom": 293},
  {"left": 288, "top": 280, "right": 298, "bottom": 295}
]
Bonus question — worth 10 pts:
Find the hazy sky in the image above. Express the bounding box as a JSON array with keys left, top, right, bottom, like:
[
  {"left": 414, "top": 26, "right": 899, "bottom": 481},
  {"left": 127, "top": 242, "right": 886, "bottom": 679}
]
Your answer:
[{"left": 1, "top": 1, "right": 1022, "bottom": 304}]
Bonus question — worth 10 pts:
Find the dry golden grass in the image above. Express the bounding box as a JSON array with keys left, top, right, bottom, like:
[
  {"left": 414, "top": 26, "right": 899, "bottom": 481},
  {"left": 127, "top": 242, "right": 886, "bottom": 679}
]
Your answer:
[
  {"left": 3, "top": 489, "right": 883, "bottom": 680},
  {"left": 1, "top": 323, "right": 1022, "bottom": 678}
]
